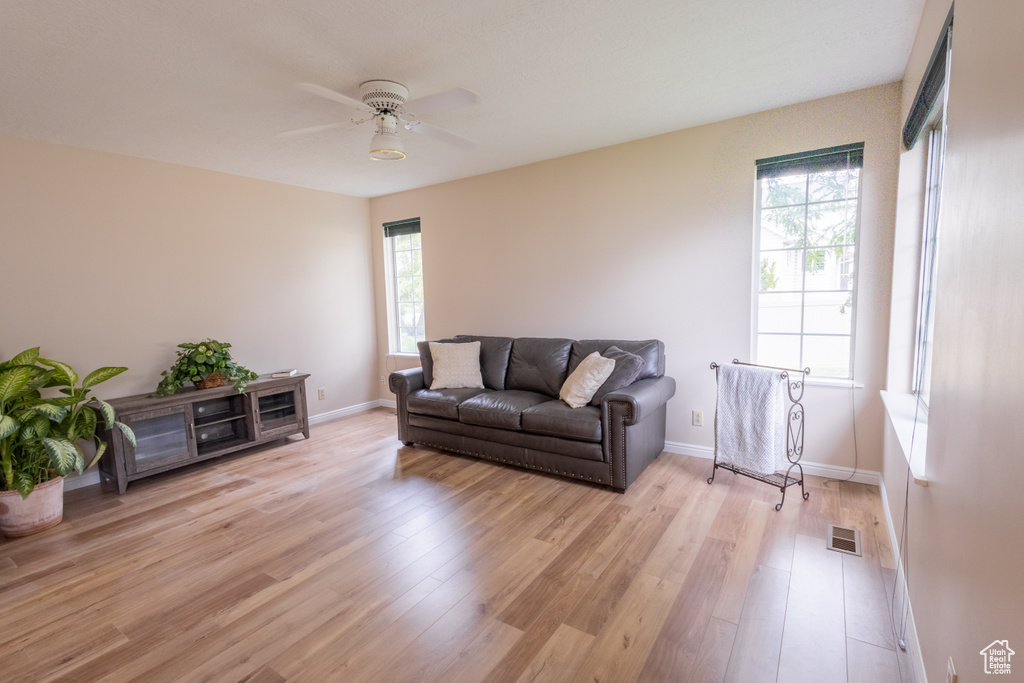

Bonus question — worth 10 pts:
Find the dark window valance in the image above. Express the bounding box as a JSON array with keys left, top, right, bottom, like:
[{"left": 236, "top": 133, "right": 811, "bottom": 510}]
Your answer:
[
  {"left": 755, "top": 143, "right": 864, "bottom": 179},
  {"left": 383, "top": 217, "right": 421, "bottom": 238},
  {"left": 903, "top": 3, "right": 954, "bottom": 150}
]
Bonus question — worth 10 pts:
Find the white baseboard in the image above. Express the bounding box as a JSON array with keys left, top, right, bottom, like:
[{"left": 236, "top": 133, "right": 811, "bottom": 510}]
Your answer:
[
  {"left": 308, "top": 398, "right": 394, "bottom": 425},
  {"left": 663, "top": 440, "right": 880, "bottom": 485},
  {"left": 878, "top": 478, "right": 928, "bottom": 683},
  {"left": 662, "top": 440, "right": 715, "bottom": 459}
]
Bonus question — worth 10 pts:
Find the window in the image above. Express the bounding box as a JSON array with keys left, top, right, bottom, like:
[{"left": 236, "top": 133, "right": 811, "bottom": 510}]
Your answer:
[
  {"left": 913, "top": 94, "right": 948, "bottom": 405},
  {"left": 383, "top": 217, "right": 425, "bottom": 354},
  {"left": 754, "top": 144, "right": 864, "bottom": 378},
  {"left": 905, "top": 7, "right": 952, "bottom": 406}
]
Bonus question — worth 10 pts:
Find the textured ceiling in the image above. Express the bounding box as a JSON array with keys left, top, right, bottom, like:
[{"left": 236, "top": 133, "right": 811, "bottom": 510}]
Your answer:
[{"left": 0, "top": 1, "right": 924, "bottom": 197}]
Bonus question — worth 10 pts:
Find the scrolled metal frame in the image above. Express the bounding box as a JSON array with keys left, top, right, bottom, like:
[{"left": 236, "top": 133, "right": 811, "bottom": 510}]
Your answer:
[{"left": 707, "top": 359, "right": 810, "bottom": 511}]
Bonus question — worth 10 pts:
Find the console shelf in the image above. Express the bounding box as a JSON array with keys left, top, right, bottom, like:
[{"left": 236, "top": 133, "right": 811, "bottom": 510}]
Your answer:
[{"left": 97, "top": 373, "right": 310, "bottom": 494}]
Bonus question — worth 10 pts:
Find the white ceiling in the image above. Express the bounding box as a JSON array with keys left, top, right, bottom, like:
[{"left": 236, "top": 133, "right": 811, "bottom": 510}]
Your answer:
[{"left": 0, "top": 1, "right": 924, "bottom": 198}]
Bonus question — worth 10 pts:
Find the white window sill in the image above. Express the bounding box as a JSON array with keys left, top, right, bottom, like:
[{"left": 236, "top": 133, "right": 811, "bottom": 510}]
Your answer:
[
  {"left": 880, "top": 390, "right": 929, "bottom": 486},
  {"left": 804, "top": 377, "right": 865, "bottom": 389},
  {"left": 387, "top": 352, "right": 420, "bottom": 358}
]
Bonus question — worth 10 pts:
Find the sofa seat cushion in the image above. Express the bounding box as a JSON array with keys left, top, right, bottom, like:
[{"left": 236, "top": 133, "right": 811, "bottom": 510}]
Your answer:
[
  {"left": 522, "top": 400, "right": 603, "bottom": 443},
  {"left": 407, "top": 387, "right": 492, "bottom": 420},
  {"left": 458, "top": 390, "right": 550, "bottom": 430}
]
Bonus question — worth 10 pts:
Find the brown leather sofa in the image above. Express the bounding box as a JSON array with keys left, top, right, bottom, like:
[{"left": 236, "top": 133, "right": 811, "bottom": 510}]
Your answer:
[{"left": 388, "top": 335, "right": 676, "bottom": 491}]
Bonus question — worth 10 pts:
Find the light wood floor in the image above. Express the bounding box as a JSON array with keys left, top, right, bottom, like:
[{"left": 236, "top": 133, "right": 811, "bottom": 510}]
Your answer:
[{"left": 1, "top": 409, "right": 916, "bottom": 682}]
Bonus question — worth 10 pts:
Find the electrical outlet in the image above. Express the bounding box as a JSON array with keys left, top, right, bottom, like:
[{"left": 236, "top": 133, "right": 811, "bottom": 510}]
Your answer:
[
  {"left": 947, "top": 657, "right": 957, "bottom": 683},
  {"left": 317, "top": 388, "right": 326, "bottom": 400},
  {"left": 380, "top": 375, "right": 386, "bottom": 385},
  {"left": 692, "top": 410, "right": 703, "bottom": 427}
]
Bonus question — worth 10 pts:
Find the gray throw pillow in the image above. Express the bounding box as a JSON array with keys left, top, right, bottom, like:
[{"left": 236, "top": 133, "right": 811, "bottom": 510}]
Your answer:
[{"left": 589, "top": 346, "right": 645, "bottom": 406}]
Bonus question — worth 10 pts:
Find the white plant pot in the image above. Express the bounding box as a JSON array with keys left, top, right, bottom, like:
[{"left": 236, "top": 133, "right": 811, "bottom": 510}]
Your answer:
[{"left": 0, "top": 476, "right": 64, "bottom": 538}]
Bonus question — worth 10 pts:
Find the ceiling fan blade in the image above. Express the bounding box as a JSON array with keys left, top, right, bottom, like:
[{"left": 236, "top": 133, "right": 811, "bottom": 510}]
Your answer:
[
  {"left": 406, "top": 120, "right": 477, "bottom": 150},
  {"left": 295, "top": 82, "right": 371, "bottom": 112},
  {"left": 277, "top": 121, "right": 348, "bottom": 138},
  {"left": 403, "top": 88, "right": 478, "bottom": 116}
]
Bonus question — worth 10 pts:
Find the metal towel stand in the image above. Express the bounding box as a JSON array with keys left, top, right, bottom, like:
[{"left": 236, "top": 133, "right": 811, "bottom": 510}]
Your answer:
[{"left": 707, "top": 359, "right": 811, "bottom": 511}]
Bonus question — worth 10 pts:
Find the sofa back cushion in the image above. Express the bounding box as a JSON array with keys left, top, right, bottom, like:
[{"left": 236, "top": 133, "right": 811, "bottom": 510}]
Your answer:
[
  {"left": 452, "top": 335, "right": 514, "bottom": 390},
  {"left": 568, "top": 339, "right": 664, "bottom": 380},
  {"left": 506, "top": 337, "right": 573, "bottom": 397}
]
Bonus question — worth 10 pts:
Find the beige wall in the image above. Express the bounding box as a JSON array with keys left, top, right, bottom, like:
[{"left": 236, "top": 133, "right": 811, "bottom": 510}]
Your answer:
[
  {"left": 370, "top": 83, "right": 902, "bottom": 473},
  {"left": 0, "top": 135, "right": 377, "bottom": 423},
  {"left": 884, "top": 0, "right": 1024, "bottom": 680}
]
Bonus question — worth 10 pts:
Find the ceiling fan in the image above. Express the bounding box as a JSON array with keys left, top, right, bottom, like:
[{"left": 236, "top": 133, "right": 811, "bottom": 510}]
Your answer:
[{"left": 283, "top": 80, "right": 478, "bottom": 160}]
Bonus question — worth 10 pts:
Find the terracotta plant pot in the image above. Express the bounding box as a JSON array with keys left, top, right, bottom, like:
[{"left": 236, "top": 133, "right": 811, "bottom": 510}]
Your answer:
[
  {"left": 0, "top": 476, "right": 65, "bottom": 538},
  {"left": 193, "top": 372, "right": 227, "bottom": 390}
]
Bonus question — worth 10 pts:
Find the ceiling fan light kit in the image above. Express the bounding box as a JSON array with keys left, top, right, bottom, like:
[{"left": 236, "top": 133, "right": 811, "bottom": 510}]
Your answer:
[
  {"left": 370, "top": 133, "right": 406, "bottom": 161},
  {"left": 369, "top": 111, "right": 406, "bottom": 160},
  {"left": 290, "top": 79, "right": 478, "bottom": 161}
]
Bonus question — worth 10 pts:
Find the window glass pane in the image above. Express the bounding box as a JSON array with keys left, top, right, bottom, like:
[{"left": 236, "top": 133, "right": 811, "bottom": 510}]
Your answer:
[
  {"left": 808, "top": 169, "right": 859, "bottom": 203},
  {"left": 846, "top": 168, "right": 860, "bottom": 198},
  {"left": 803, "top": 335, "right": 850, "bottom": 378},
  {"left": 396, "top": 250, "right": 415, "bottom": 277},
  {"left": 755, "top": 154, "right": 860, "bottom": 379},
  {"left": 387, "top": 227, "right": 426, "bottom": 354},
  {"left": 803, "top": 291, "right": 854, "bottom": 335},
  {"left": 399, "top": 329, "right": 418, "bottom": 354},
  {"left": 398, "top": 302, "right": 416, "bottom": 327},
  {"left": 804, "top": 246, "right": 855, "bottom": 291},
  {"left": 397, "top": 276, "right": 417, "bottom": 302},
  {"left": 761, "top": 175, "right": 806, "bottom": 208},
  {"left": 758, "top": 293, "right": 803, "bottom": 333},
  {"left": 759, "top": 250, "right": 803, "bottom": 292},
  {"left": 760, "top": 205, "right": 806, "bottom": 249},
  {"left": 807, "top": 200, "right": 857, "bottom": 247},
  {"left": 757, "top": 334, "right": 801, "bottom": 370}
]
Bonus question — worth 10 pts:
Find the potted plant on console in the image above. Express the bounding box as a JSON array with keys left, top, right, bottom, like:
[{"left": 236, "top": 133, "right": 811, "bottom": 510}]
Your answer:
[
  {"left": 0, "top": 347, "right": 135, "bottom": 537},
  {"left": 155, "top": 338, "right": 258, "bottom": 396}
]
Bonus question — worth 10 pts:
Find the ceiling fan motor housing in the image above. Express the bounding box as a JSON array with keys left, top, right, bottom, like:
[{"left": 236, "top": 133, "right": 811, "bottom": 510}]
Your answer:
[
  {"left": 376, "top": 113, "right": 399, "bottom": 135},
  {"left": 360, "top": 80, "right": 409, "bottom": 113}
]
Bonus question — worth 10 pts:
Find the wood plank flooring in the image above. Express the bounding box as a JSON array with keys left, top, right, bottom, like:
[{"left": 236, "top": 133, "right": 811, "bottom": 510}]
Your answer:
[{"left": 0, "top": 408, "right": 911, "bottom": 682}]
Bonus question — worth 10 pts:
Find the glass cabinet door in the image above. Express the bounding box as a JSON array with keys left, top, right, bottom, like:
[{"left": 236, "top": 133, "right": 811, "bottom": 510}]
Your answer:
[
  {"left": 255, "top": 386, "right": 303, "bottom": 439},
  {"left": 122, "top": 405, "right": 196, "bottom": 474}
]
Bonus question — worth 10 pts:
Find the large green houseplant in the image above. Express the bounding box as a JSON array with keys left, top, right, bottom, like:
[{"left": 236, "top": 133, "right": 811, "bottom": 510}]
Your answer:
[
  {"left": 0, "top": 348, "right": 136, "bottom": 536},
  {"left": 155, "top": 339, "right": 258, "bottom": 396}
]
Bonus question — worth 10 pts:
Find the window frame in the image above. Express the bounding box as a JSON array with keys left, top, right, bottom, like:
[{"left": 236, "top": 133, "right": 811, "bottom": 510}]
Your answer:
[
  {"left": 382, "top": 218, "right": 426, "bottom": 355},
  {"left": 752, "top": 149, "right": 865, "bottom": 380}
]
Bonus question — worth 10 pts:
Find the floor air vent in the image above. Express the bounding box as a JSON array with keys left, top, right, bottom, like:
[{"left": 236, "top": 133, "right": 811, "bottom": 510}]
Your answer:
[{"left": 827, "top": 525, "right": 861, "bottom": 556}]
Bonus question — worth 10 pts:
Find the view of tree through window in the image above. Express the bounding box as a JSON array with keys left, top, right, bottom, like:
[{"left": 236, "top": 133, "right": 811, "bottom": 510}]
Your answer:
[
  {"left": 389, "top": 231, "right": 425, "bottom": 353},
  {"left": 756, "top": 164, "right": 860, "bottom": 378}
]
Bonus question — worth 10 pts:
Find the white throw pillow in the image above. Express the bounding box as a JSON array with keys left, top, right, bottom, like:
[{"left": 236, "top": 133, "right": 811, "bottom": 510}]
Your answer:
[
  {"left": 429, "top": 341, "right": 484, "bottom": 389},
  {"left": 559, "top": 352, "right": 616, "bottom": 409}
]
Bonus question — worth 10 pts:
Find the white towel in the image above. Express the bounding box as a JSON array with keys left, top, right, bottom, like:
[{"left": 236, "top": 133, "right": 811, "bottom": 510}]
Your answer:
[{"left": 715, "top": 364, "right": 787, "bottom": 475}]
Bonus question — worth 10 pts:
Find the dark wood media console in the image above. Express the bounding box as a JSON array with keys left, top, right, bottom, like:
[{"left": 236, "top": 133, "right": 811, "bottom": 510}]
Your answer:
[{"left": 97, "top": 373, "right": 310, "bottom": 494}]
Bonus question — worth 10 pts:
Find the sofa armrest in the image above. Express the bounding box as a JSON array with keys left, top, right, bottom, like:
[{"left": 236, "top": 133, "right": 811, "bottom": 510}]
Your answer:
[
  {"left": 603, "top": 375, "right": 676, "bottom": 426},
  {"left": 389, "top": 367, "right": 425, "bottom": 395},
  {"left": 389, "top": 368, "right": 424, "bottom": 446}
]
